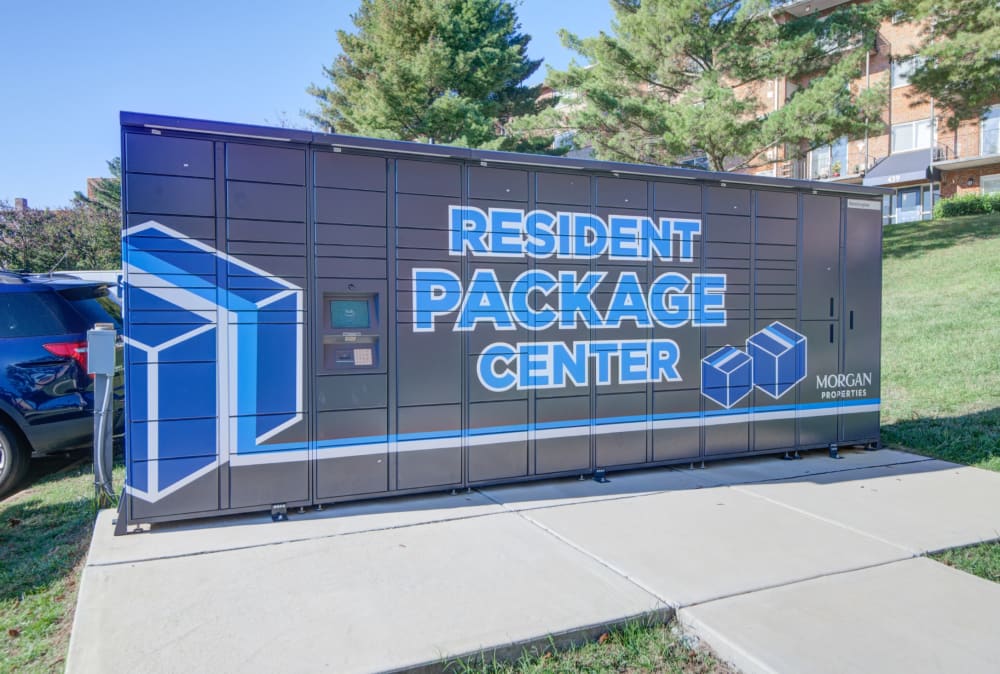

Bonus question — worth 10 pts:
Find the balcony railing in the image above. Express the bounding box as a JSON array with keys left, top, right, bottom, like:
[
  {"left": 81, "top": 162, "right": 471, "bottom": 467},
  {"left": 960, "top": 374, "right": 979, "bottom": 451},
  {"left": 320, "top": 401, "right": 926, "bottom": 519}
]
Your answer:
[
  {"left": 784, "top": 156, "right": 883, "bottom": 181},
  {"left": 933, "top": 145, "right": 954, "bottom": 161},
  {"left": 933, "top": 130, "right": 1000, "bottom": 163}
]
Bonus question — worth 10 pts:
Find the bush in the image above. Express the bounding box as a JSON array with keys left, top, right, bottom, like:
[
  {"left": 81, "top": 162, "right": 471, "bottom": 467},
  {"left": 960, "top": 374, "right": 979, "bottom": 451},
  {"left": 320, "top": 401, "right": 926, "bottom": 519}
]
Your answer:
[{"left": 933, "top": 192, "right": 998, "bottom": 218}]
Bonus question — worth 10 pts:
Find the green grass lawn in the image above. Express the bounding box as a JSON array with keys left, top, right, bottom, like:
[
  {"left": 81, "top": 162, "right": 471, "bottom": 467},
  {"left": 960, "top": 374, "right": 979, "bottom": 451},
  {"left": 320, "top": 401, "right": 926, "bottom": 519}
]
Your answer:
[
  {"left": 932, "top": 541, "right": 1000, "bottom": 584},
  {"left": 0, "top": 461, "right": 122, "bottom": 672},
  {"left": 449, "top": 620, "right": 732, "bottom": 674},
  {"left": 880, "top": 212, "right": 1000, "bottom": 471},
  {"left": 1, "top": 461, "right": 94, "bottom": 671}
]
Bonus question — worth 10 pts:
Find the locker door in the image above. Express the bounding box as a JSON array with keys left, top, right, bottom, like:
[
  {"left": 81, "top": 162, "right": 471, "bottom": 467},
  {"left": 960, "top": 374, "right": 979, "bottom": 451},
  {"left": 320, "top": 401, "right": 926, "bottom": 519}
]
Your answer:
[
  {"left": 840, "top": 202, "right": 882, "bottom": 442},
  {"left": 394, "top": 159, "right": 465, "bottom": 491},
  {"left": 466, "top": 169, "right": 531, "bottom": 484},
  {"left": 225, "top": 142, "right": 311, "bottom": 510},
  {"left": 801, "top": 195, "right": 841, "bottom": 321},
  {"left": 313, "top": 151, "right": 391, "bottom": 500},
  {"left": 797, "top": 320, "right": 840, "bottom": 448}
]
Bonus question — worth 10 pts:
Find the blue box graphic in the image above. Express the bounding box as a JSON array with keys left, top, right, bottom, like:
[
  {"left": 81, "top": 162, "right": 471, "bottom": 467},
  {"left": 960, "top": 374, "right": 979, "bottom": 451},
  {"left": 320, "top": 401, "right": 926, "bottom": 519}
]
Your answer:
[
  {"left": 746, "top": 322, "right": 806, "bottom": 398},
  {"left": 701, "top": 346, "right": 753, "bottom": 408}
]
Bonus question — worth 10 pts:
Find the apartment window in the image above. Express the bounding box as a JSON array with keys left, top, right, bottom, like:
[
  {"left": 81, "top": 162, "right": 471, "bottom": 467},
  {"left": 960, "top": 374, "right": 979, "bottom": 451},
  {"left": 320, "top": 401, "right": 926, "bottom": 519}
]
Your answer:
[
  {"left": 983, "top": 174, "right": 1000, "bottom": 195},
  {"left": 553, "top": 130, "right": 576, "bottom": 149},
  {"left": 891, "top": 56, "right": 924, "bottom": 88},
  {"left": 809, "top": 137, "right": 848, "bottom": 179},
  {"left": 982, "top": 105, "right": 1000, "bottom": 156},
  {"left": 891, "top": 119, "right": 933, "bottom": 153},
  {"left": 883, "top": 183, "right": 939, "bottom": 225}
]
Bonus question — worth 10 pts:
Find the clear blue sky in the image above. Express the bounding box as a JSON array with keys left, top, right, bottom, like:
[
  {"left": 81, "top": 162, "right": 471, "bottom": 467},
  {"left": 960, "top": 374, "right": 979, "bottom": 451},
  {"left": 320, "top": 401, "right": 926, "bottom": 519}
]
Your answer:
[{"left": 0, "top": 0, "right": 614, "bottom": 209}]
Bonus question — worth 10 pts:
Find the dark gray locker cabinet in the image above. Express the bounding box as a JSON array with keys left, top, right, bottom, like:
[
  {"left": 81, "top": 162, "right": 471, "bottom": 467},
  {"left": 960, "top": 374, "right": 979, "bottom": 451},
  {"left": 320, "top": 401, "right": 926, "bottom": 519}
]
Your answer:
[{"left": 120, "top": 111, "right": 888, "bottom": 527}]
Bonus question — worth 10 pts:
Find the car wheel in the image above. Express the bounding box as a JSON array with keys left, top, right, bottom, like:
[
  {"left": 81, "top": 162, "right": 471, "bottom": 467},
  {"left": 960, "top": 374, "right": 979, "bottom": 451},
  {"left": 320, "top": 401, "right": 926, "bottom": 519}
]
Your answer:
[{"left": 0, "top": 423, "right": 30, "bottom": 499}]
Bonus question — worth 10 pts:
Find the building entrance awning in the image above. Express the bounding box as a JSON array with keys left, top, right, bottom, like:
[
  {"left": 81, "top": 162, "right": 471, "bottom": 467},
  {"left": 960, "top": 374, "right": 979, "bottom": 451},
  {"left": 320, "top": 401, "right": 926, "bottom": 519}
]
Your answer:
[{"left": 863, "top": 149, "right": 939, "bottom": 187}]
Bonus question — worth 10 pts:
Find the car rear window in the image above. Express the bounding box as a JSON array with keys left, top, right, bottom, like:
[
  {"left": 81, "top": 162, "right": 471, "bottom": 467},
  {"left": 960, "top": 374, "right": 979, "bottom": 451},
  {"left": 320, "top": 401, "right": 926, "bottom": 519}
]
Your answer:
[
  {"left": 61, "top": 286, "right": 123, "bottom": 331},
  {"left": 0, "top": 292, "right": 80, "bottom": 338}
]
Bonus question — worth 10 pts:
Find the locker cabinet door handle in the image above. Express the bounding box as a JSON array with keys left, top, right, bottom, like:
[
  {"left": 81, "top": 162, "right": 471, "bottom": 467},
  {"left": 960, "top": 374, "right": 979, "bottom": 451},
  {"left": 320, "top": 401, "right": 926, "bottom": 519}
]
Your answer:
[
  {"left": 829, "top": 324, "right": 834, "bottom": 343},
  {"left": 850, "top": 310, "right": 854, "bottom": 330},
  {"left": 829, "top": 297, "right": 835, "bottom": 317}
]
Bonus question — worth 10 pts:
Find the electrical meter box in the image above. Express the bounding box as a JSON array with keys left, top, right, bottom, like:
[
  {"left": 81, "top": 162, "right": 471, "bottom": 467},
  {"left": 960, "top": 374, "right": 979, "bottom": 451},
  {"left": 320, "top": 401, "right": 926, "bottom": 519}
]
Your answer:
[
  {"left": 87, "top": 326, "right": 117, "bottom": 377},
  {"left": 119, "top": 111, "right": 888, "bottom": 525}
]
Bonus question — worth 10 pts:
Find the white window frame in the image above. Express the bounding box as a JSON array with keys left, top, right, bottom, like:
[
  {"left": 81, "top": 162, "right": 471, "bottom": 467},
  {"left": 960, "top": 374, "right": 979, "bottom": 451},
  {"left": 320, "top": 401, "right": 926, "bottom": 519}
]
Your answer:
[
  {"left": 982, "top": 105, "right": 1000, "bottom": 156},
  {"left": 982, "top": 173, "right": 1000, "bottom": 195},
  {"left": 891, "top": 119, "right": 933, "bottom": 153},
  {"left": 882, "top": 182, "right": 939, "bottom": 225},
  {"left": 809, "top": 136, "right": 848, "bottom": 179},
  {"left": 891, "top": 55, "right": 924, "bottom": 88}
]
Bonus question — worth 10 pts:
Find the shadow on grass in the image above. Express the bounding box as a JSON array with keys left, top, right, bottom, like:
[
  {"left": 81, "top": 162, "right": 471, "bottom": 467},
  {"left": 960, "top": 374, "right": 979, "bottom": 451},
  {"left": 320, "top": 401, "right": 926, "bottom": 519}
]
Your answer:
[
  {"left": 0, "top": 465, "right": 95, "bottom": 604},
  {"left": 6, "top": 453, "right": 85, "bottom": 501},
  {"left": 883, "top": 213, "right": 1000, "bottom": 260},
  {"left": 881, "top": 408, "right": 1000, "bottom": 469}
]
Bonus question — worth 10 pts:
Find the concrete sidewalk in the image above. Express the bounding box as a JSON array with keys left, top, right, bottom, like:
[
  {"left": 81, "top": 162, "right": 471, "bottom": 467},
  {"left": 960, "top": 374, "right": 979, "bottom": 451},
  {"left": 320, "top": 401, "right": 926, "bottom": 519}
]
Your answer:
[{"left": 66, "top": 449, "right": 1000, "bottom": 673}]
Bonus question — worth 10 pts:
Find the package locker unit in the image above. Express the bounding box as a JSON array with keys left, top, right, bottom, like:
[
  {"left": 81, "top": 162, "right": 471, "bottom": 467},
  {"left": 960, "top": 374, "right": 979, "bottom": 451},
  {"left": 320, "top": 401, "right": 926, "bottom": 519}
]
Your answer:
[{"left": 120, "top": 112, "right": 887, "bottom": 525}]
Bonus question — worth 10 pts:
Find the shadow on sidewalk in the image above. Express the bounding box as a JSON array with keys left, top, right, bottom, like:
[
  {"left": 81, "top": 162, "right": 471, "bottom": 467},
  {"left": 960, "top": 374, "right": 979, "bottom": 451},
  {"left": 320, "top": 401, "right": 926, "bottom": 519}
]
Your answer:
[{"left": 136, "top": 441, "right": 986, "bottom": 539}]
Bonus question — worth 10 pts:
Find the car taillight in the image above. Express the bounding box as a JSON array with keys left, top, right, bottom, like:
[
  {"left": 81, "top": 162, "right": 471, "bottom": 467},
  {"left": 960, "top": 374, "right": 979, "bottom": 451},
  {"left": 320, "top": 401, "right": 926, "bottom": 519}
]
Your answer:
[{"left": 43, "top": 341, "right": 89, "bottom": 371}]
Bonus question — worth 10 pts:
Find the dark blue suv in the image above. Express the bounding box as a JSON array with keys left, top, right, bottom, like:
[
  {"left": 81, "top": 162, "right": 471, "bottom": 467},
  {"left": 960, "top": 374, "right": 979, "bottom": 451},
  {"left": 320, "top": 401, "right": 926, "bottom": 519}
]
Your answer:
[{"left": 0, "top": 272, "right": 124, "bottom": 497}]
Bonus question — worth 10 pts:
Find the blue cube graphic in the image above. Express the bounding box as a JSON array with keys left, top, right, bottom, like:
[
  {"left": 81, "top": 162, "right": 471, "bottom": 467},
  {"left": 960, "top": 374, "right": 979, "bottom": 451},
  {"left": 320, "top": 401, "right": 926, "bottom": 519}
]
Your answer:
[
  {"left": 701, "top": 346, "right": 753, "bottom": 408},
  {"left": 124, "top": 220, "right": 304, "bottom": 503},
  {"left": 746, "top": 322, "right": 807, "bottom": 398}
]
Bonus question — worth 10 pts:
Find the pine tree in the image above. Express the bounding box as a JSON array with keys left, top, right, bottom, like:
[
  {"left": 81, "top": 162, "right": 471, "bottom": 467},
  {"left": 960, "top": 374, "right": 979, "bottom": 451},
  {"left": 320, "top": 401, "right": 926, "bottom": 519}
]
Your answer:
[
  {"left": 74, "top": 157, "right": 121, "bottom": 213},
  {"left": 307, "top": 0, "right": 553, "bottom": 152},
  {"left": 897, "top": 0, "right": 1000, "bottom": 128},
  {"left": 532, "top": 0, "right": 891, "bottom": 171}
]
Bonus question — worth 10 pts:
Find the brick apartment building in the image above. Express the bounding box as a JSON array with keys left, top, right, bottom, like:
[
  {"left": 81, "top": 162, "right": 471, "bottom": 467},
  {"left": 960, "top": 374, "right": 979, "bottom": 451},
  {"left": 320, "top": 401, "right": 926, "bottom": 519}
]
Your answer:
[
  {"left": 749, "top": 0, "right": 1000, "bottom": 224},
  {"left": 546, "top": 0, "right": 999, "bottom": 225}
]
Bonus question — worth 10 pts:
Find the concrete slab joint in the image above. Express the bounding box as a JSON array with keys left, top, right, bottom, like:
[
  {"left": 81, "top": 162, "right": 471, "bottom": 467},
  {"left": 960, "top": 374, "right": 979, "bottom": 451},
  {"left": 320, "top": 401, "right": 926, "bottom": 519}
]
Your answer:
[{"left": 66, "top": 449, "right": 1000, "bottom": 673}]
